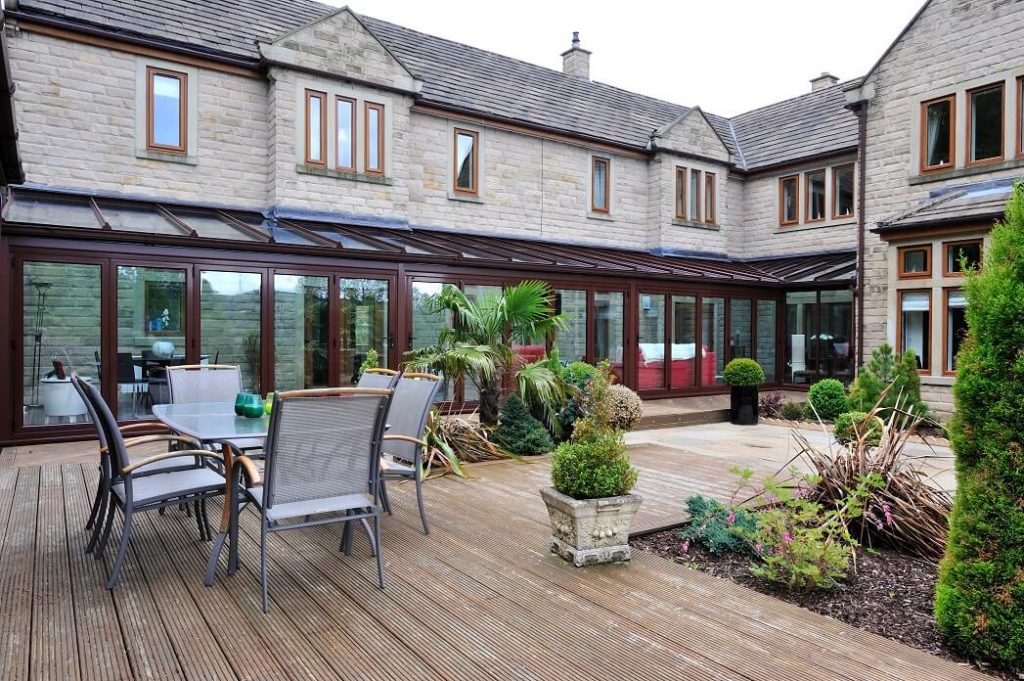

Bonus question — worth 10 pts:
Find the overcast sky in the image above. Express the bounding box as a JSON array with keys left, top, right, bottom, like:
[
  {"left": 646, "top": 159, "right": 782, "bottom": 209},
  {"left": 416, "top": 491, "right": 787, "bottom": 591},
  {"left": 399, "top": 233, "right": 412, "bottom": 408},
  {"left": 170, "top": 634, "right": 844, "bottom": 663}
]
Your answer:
[{"left": 327, "top": 0, "right": 924, "bottom": 117}]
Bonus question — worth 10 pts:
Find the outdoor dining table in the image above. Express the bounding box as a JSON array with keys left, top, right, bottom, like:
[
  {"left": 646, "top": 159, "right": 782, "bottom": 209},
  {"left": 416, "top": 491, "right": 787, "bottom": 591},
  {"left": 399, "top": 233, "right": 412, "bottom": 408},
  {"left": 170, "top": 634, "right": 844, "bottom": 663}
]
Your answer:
[{"left": 151, "top": 402, "right": 268, "bottom": 586}]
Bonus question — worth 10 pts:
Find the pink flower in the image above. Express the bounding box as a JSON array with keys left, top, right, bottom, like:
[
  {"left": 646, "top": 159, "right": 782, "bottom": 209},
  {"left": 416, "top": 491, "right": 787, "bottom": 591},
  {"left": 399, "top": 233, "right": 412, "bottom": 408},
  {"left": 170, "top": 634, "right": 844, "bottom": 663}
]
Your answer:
[
  {"left": 726, "top": 510, "right": 736, "bottom": 525},
  {"left": 754, "top": 543, "right": 763, "bottom": 554},
  {"left": 882, "top": 503, "right": 894, "bottom": 526},
  {"left": 782, "top": 532, "right": 793, "bottom": 545},
  {"left": 681, "top": 540, "right": 690, "bottom": 553}
]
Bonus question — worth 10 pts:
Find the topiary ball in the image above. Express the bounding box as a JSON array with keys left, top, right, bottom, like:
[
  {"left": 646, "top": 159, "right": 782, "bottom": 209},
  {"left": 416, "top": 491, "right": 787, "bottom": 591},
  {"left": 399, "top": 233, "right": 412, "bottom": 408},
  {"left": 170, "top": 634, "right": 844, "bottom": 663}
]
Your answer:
[
  {"left": 833, "top": 411, "right": 883, "bottom": 446},
  {"left": 723, "top": 358, "right": 766, "bottom": 387},
  {"left": 608, "top": 384, "right": 643, "bottom": 431},
  {"left": 807, "top": 379, "right": 849, "bottom": 421}
]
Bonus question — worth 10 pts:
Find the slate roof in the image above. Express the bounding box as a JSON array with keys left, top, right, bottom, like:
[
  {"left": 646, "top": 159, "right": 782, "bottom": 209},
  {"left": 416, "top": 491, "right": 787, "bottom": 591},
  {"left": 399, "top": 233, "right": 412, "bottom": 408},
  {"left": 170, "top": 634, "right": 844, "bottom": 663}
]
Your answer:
[
  {"left": 11, "top": 0, "right": 857, "bottom": 170},
  {"left": 875, "top": 179, "right": 1017, "bottom": 232}
]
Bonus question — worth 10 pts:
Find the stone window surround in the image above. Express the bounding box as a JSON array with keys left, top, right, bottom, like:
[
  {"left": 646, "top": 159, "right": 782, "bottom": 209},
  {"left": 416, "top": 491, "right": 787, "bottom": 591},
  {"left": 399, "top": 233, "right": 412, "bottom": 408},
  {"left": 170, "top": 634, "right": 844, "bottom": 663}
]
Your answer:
[
  {"left": 909, "top": 67, "right": 1024, "bottom": 181},
  {"left": 886, "top": 230, "right": 988, "bottom": 386},
  {"left": 448, "top": 122, "right": 484, "bottom": 203},
  {"left": 134, "top": 58, "right": 199, "bottom": 165},
  {"left": 293, "top": 79, "right": 394, "bottom": 179},
  {"left": 671, "top": 160, "right": 721, "bottom": 229},
  {"left": 774, "top": 160, "right": 857, "bottom": 231}
]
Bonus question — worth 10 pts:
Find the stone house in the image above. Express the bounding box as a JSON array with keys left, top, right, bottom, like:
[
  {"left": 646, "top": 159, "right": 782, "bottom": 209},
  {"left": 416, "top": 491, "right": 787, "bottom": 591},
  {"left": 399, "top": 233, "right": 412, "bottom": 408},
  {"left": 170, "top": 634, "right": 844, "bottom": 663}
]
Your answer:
[{"left": 0, "top": 0, "right": 1010, "bottom": 444}]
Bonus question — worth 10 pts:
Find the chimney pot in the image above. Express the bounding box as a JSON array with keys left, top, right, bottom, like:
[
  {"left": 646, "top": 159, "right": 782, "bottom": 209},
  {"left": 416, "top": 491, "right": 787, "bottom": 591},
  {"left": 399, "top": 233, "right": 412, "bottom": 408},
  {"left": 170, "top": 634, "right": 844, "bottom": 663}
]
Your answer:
[
  {"left": 561, "top": 32, "right": 591, "bottom": 79},
  {"left": 810, "top": 72, "right": 839, "bottom": 92}
]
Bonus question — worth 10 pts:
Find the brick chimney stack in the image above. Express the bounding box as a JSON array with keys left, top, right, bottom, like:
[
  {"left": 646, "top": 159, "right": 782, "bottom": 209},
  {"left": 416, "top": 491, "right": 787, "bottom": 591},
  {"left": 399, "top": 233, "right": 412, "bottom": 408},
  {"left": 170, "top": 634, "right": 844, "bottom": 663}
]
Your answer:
[
  {"left": 561, "top": 32, "right": 591, "bottom": 79},
  {"left": 811, "top": 72, "right": 839, "bottom": 92}
]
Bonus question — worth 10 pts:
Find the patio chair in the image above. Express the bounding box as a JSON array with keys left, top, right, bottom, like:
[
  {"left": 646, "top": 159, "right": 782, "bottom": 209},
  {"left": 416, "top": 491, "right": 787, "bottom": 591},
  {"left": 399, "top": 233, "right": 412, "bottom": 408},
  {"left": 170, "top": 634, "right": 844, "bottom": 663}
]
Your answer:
[
  {"left": 71, "top": 374, "right": 204, "bottom": 554},
  {"left": 166, "top": 364, "right": 264, "bottom": 452},
  {"left": 378, "top": 372, "right": 442, "bottom": 534},
  {"left": 74, "top": 376, "right": 226, "bottom": 589},
  {"left": 226, "top": 387, "right": 393, "bottom": 612},
  {"left": 356, "top": 367, "right": 399, "bottom": 389},
  {"left": 116, "top": 352, "right": 147, "bottom": 417}
]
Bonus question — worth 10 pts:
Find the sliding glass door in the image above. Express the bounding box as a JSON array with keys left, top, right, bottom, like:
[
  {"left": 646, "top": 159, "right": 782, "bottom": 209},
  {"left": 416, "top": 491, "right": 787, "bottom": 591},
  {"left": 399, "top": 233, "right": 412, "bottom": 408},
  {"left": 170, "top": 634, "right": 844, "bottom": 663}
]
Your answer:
[
  {"left": 200, "top": 270, "right": 262, "bottom": 392},
  {"left": 338, "top": 278, "right": 389, "bottom": 386},
  {"left": 273, "top": 274, "right": 329, "bottom": 391}
]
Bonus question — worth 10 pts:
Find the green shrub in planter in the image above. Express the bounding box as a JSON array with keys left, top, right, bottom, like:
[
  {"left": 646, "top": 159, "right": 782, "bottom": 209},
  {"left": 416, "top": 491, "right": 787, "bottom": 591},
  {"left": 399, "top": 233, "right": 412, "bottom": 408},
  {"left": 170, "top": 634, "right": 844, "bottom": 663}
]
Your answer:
[
  {"left": 779, "top": 401, "right": 805, "bottom": 421},
  {"left": 807, "top": 379, "right": 849, "bottom": 421},
  {"left": 550, "top": 433, "right": 638, "bottom": 500},
  {"left": 935, "top": 181, "right": 1024, "bottom": 671},
  {"left": 492, "top": 393, "right": 554, "bottom": 456},
  {"left": 723, "top": 358, "right": 766, "bottom": 386},
  {"left": 833, "top": 411, "right": 883, "bottom": 446}
]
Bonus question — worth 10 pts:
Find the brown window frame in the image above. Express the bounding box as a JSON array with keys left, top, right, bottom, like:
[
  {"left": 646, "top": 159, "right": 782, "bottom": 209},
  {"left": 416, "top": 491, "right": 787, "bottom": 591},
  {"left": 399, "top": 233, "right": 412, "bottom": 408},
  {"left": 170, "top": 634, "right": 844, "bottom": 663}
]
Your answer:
[
  {"left": 146, "top": 66, "right": 188, "bottom": 155},
  {"left": 452, "top": 128, "right": 479, "bottom": 195},
  {"left": 704, "top": 171, "right": 716, "bottom": 224},
  {"left": 804, "top": 169, "right": 826, "bottom": 224},
  {"left": 304, "top": 89, "right": 327, "bottom": 167},
  {"left": 364, "top": 101, "right": 385, "bottom": 175},
  {"left": 897, "top": 288, "right": 932, "bottom": 373},
  {"left": 966, "top": 82, "right": 1004, "bottom": 167},
  {"left": 674, "top": 167, "right": 687, "bottom": 220},
  {"left": 1017, "top": 76, "right": 1024, "bottom": 159},
  {"left": 778, "top": 175, "right": 799, "bottom": 226},
  {"left": 334, "top": 95, "right": 356, "bottom": 173},
  {"left": 689, "top": 169, "right": 702, "bottom": 223},
  {"left": 591, "top": 156, "right": 610, "bottom": 214},
  {"left": 831, "top": 163, "right": 855, "bottom": 220},
  {"left": 920, "top": 94, "right": 956, "bottom": 173},
  {"left": 943, "top": 238, "right": 983, "bottom": 277},
  {"left": 942, "top": 287, "right": 967, "bottom": 376},
  {"left": 897, "top": 245, "right": 932, "bottom": 279}
]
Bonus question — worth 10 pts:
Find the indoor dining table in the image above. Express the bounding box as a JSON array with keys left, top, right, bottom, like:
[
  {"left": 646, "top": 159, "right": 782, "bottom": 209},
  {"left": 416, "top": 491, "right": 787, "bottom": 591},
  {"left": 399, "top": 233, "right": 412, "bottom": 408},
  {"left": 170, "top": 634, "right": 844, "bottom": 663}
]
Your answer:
[{"left": 152, "top": 401, "right": 268, "bottom": 586}]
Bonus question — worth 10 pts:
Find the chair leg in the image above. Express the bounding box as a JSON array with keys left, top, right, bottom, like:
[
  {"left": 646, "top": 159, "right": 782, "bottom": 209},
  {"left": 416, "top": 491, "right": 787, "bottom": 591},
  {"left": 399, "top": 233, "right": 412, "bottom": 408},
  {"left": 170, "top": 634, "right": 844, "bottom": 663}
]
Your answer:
[
  {"left": 341, "top": 515, "right": 353, "bottom": 556},
  {"left": 85, "top": 467, "right": 106, "bottom": 530},
  {"left": 414, "top": 473, "right": 430, "bottom": 535},
  {"left": 379, "top": 477, "right": 393, "bottom": 516},
  {"left": 85, "top": 489, "right": 109, "bottom": 554},
  {"left": 106, "top": 507, "right": 134, "bottom": 589},
  {"left": 373, "top": 514, "right": 385, "bottom": 590},
  {"left": 358, "top": 517, "right": 377, "bottom": 557},
  {"left": 199, "top": 498, "right": 211, "bottom": 541},
  {"left": 193, "top": 500, "right": 206, "bottom": 541},
  {"left": 94, "top": 499, "right": 117, "bottom": 559},
  {"left": 260, "top": 524, "right": 270, "bottom": 614}
]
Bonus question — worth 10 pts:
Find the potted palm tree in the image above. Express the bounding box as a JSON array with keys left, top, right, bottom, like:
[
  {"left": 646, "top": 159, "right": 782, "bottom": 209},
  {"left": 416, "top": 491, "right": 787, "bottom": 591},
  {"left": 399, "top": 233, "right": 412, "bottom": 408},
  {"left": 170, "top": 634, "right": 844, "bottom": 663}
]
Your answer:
[
  {"left": 403, "top": 280, "right": 566, "bottom": 426},
  {"left": 723, "top": 357, "right": 765, "bottom": 425},
  {"left": 541, "top": 362, "right": 641, "bottom": 566}
]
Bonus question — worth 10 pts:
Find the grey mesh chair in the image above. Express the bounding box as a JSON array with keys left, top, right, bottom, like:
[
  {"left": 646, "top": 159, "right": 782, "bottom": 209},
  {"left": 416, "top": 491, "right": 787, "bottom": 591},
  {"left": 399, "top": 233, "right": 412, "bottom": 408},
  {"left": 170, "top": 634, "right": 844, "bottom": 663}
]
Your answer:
[
  {"left": 70, "top": 374, "right": 202, "bottom": 554},
  {"left": 378, "top": 372, "right": 442, "bottom": 534},
  {"left": 167, "top": 364, "right": 264, "bottom": 451},
  {"left": 226, "top": 387, "right": 393, "bottom": 613},
  {"left": 356, "top": 367, "right": 399, "bottom": 390},
  {"left": 75, "top": 377, "right": 226, "bottom": 589}
]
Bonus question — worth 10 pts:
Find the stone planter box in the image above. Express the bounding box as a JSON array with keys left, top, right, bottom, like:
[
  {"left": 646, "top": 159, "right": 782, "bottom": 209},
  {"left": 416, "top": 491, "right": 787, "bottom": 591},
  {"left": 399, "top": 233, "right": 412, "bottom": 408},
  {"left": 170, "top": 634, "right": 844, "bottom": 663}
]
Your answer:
[{"left": 540, "top": 486, "right": 643, "bottom": 567}]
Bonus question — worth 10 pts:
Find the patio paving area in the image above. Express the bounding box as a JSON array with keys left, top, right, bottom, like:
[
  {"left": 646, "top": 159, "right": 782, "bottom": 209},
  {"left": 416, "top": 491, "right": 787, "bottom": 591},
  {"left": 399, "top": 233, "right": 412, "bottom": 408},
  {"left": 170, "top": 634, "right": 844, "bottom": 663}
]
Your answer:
[{"left": 0, "top": 430, "right": 981, "bottom": 680}]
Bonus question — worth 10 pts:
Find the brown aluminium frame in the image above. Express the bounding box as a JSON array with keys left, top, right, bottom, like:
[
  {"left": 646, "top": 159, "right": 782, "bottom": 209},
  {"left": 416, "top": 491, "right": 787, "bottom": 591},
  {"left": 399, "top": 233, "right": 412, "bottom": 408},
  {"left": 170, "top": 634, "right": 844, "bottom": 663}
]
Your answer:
[
  {"left": 690, "top": 169, "right": 702, "bottom": 223},
  {"left": 778, "top": 174, "right": 799, "bottom": 226},
  {"left": 334, "top": 95, "right": 356, "bottom": 173},
  {"left": 804, "top": 169, "right": 826, "bottom": 224},
  {"left": 674, "top": 166, "right": 687, "bottom": 220},
  {"left": 897, "top": 244, "right": 932, "bottom": 279},
  {"left": 452, "top": 127, "right": 479, "bottom": 195},
  {"left": 941, "top": 286, "right": 967, "bottom": 376},
  {"left": 942, "top": 237, "right": 983, "bottom": 276},
  {"left": 704, "top": 172, "right": 716, "bottom": 225},
  {"left": 919, "top": 94, "right": 956, "bottom": 173},
  {"left": 1018, "top": 76, "right": 1024, "bottom": 159},
  {"left": 304, "top": 89, "right": 327, "bottom": 167},
  {"left": 591, "top": 156, "right": 610, "bottom": 213},
  {"left": 831, "top": 163, "right": 856, "bottom": 220},
  {"left": 895, "top": 288, "right": 931, "bottom": 373},
  {"left": 145, "top": 66, "right": 188, "bottom": 154},
  {"left": 966, "top": 81, "right": 1005, "bottom": 167},
  {"left": 364, "top": 101, "right": 386, "bottom": 175}
]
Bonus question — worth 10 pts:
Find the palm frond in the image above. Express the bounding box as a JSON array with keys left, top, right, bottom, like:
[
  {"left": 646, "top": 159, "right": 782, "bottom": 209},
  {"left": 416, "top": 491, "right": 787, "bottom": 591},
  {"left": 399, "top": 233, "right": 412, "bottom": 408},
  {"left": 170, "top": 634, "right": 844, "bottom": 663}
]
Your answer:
[{"left": 516, "top": 360, "right": 565, "bottom": 433}]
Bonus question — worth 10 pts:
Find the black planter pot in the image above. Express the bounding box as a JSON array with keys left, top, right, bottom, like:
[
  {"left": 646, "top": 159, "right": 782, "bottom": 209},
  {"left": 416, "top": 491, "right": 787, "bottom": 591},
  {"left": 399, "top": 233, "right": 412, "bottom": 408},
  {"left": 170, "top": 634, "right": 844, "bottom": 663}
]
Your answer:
[{"left": 729, "top": 385, "right": 759, "bottom": 425}]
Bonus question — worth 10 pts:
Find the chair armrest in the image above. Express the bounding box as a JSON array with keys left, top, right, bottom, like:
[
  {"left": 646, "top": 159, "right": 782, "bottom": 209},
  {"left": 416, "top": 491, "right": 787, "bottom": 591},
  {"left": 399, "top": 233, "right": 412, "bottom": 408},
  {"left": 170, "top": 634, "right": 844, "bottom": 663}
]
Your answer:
[
  {"left": 235, "top": 455, "right": 262, "bottom": 487},
  {"left": 119, "top": 422, "right": 172, "bottom": 435},
  {"left": 121, "top": 434, "right": 201, "bottom": 449},
  {"left": 121, "top": 449, "right": 223, "bottom": 474},
  {"left": 382, "top": 434, "right": 427, "bottom": 447}
]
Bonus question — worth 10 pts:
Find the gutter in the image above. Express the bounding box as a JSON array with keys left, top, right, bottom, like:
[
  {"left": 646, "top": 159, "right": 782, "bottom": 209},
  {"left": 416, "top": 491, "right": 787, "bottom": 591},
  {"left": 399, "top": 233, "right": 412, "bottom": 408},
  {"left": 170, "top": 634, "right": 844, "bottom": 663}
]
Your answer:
[
  {"left": 0, "top": 9, "right": 25, "bottom": 186},
  {"left": 850, "top": 100, "right": 868, "bottom": 369}
]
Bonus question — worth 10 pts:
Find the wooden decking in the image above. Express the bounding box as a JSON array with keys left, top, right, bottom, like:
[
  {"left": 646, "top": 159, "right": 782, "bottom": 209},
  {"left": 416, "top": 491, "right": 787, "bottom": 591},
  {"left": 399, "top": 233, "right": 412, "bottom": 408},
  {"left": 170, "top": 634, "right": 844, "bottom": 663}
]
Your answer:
[{"left": 0, "top": 445, "right": 985, "bottom": 680}]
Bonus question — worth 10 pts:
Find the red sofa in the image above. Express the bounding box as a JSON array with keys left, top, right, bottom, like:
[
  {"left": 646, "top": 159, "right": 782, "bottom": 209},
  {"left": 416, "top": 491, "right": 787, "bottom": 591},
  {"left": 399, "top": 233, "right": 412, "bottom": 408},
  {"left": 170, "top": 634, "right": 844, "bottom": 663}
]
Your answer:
[{"left": 637, "top": 343, "right": 716, "bottom": 390}]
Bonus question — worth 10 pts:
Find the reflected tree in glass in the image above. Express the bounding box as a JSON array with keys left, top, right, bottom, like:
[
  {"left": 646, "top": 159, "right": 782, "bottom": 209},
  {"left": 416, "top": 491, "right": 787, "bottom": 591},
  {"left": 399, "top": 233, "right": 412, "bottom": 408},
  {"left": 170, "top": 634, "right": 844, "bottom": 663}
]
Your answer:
[
  {"left": 201, "top": 271, "right": 261, "bottom": 392},
  {"left": 274, "top": 275, "right": 328, "bottom": 390},
  {"left": 339, "top": 278, "right": 389, "bottom": 386}
]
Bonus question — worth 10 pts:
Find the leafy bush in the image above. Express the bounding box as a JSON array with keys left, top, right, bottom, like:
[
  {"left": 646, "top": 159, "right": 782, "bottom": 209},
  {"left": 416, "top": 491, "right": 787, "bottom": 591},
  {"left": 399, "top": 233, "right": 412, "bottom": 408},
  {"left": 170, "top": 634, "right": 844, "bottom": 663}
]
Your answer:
[
  {"left": 847, "top": 344, "right": 929, "bottom": 420},
  {"left": 936, "top": 180, "right": 1024, "bottom": 671},
  {"left": 723, "top": 358, "right": 766, "bottom": 387},
  {"left": 556, "top": 361, "right": 597, "bottom": 436},
  {"left": 608, "top": 384, "right": 643, "bottom": 431},
  {"left": 569, "top": 361, "right": 617, "bottom": 443},
  {"left": 759, "top": 391, "right": 783, "bottom": 417},
  {"left": 356, "top": 349, "right": 379, "bottom": 382},
  {"left": 680, "top": 495, "right": 757, "bottom": 555},
  {"left": 550, "top": 433, "right": 637, "bottom": 499},
  {"left": 833, "top": 411, "right": 884, "bottom": 446},
  {"left": 779, "top": 401, "right": 805, "bottom": 421},
  {"left": 492, "top": 393, "right": 554, "bottom": 456},
  {"left": 807, "top": 379, "right": 848, "bottom": 421}
]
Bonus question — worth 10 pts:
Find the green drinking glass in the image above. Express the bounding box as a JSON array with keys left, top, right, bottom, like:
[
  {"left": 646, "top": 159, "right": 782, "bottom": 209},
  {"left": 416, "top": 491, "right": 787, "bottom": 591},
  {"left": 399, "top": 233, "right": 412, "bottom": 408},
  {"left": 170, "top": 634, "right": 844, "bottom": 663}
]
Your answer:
[
  {"left": 242, "top": 394, "right": 265, "bottom": 419},
  {"left": 234, "top": 392, "right": 248, "bottom": 416}
]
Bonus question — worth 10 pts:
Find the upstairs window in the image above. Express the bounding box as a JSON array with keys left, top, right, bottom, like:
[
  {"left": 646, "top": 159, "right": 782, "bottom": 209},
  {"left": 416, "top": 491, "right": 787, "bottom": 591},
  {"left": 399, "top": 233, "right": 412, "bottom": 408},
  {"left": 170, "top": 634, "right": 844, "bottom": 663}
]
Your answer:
[
  {"left": 674, "top": 167, "right": 687, "bottom": 220},
  {"left": 335, "top": 96, "right": 355, "bottom": 172},
  {"left": 689, "top": 169, "right": 702, "bottom": 222},
  {"left": 832, "top": 164, "right": 855, "bottom": 218},
  {"left": 968, "top": 83, "right": 1003, "bottom": 165},
  {"left": 779, "top": 175, "right": 799, "bottom": 226},
  {"left": 898, "top": 245, "right": 931, "bottom": 278},
  {"left": 704, "top": 172, "right": 716, "bottom": 224},
  {"left": 805, "top": 169, "right": 826, "bottom": 222},
  {"left": 304, "top": 89, "right": 327, "bottom": 167},
  {"left": 453, "top": 128, "right": 479, "bottom": 194},
  {"left": 921, "top": 95, "right": 955, "bottom": 172},
  {"left": 591, "top": 157, "right": 610, "bottom": 213},
  {"left": 147, "top": 67, "right": 187, "bottom": 154},
  {"left": 365, "top": 102, "right": 385, "bottom": 174}
]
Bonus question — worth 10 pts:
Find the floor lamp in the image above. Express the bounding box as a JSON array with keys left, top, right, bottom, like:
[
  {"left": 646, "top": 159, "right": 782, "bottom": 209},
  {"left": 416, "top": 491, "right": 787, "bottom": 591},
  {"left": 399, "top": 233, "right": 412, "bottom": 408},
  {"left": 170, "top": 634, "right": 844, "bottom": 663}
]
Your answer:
[{"left": 28, "top": 281, "right": 52, "bottom": 407}]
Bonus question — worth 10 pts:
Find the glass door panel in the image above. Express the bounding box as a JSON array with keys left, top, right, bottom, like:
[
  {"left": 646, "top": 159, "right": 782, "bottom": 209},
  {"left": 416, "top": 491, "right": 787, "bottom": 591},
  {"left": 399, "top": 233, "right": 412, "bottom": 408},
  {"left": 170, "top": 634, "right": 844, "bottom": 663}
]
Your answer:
[
  {"left": 820, "top": 290, "right": 854, "bottom": 383},
  {"left": 116, "top": 265, "right": 188, "bottom": 420},
  {"left": 274, "top": 274, "right": 329, "bottom": 391},
  {"left": 756, "top": 300, "right": 778, "bottom": 383},
  {"left": 729, "top": 298, "right": 752, "bottom": 361},
  {"left": 339, "top": 278, "right": 389, "bottom": 386},
  {"left": 701, "top": 296, "right": 725, "bottom": 385},
  {"left": 671, "top": 295, "right": 697, "bottom": 389},
  {"left": 411, "top": 281, "right": 453, "bottom": 401},
  {"left": 637, "top": 293, "right": 666, "bottom": 390},
  {"left": 200, "top": 271, "right": 262, "bottom": 392},
  {"left": 594, "top": 291, "right": 624, "bottom": 381},
  {"left": 463, "top": 284, "right": 502, "bottom": 403},
  {"left": 785, "top": 291, "right": 818, "bottom": 384},
  {"left": 22, "top": 262, "right": 102, "bottom": 426},
  {"left": 554, "top": 289, "right": 587, "bottom": 362}
]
